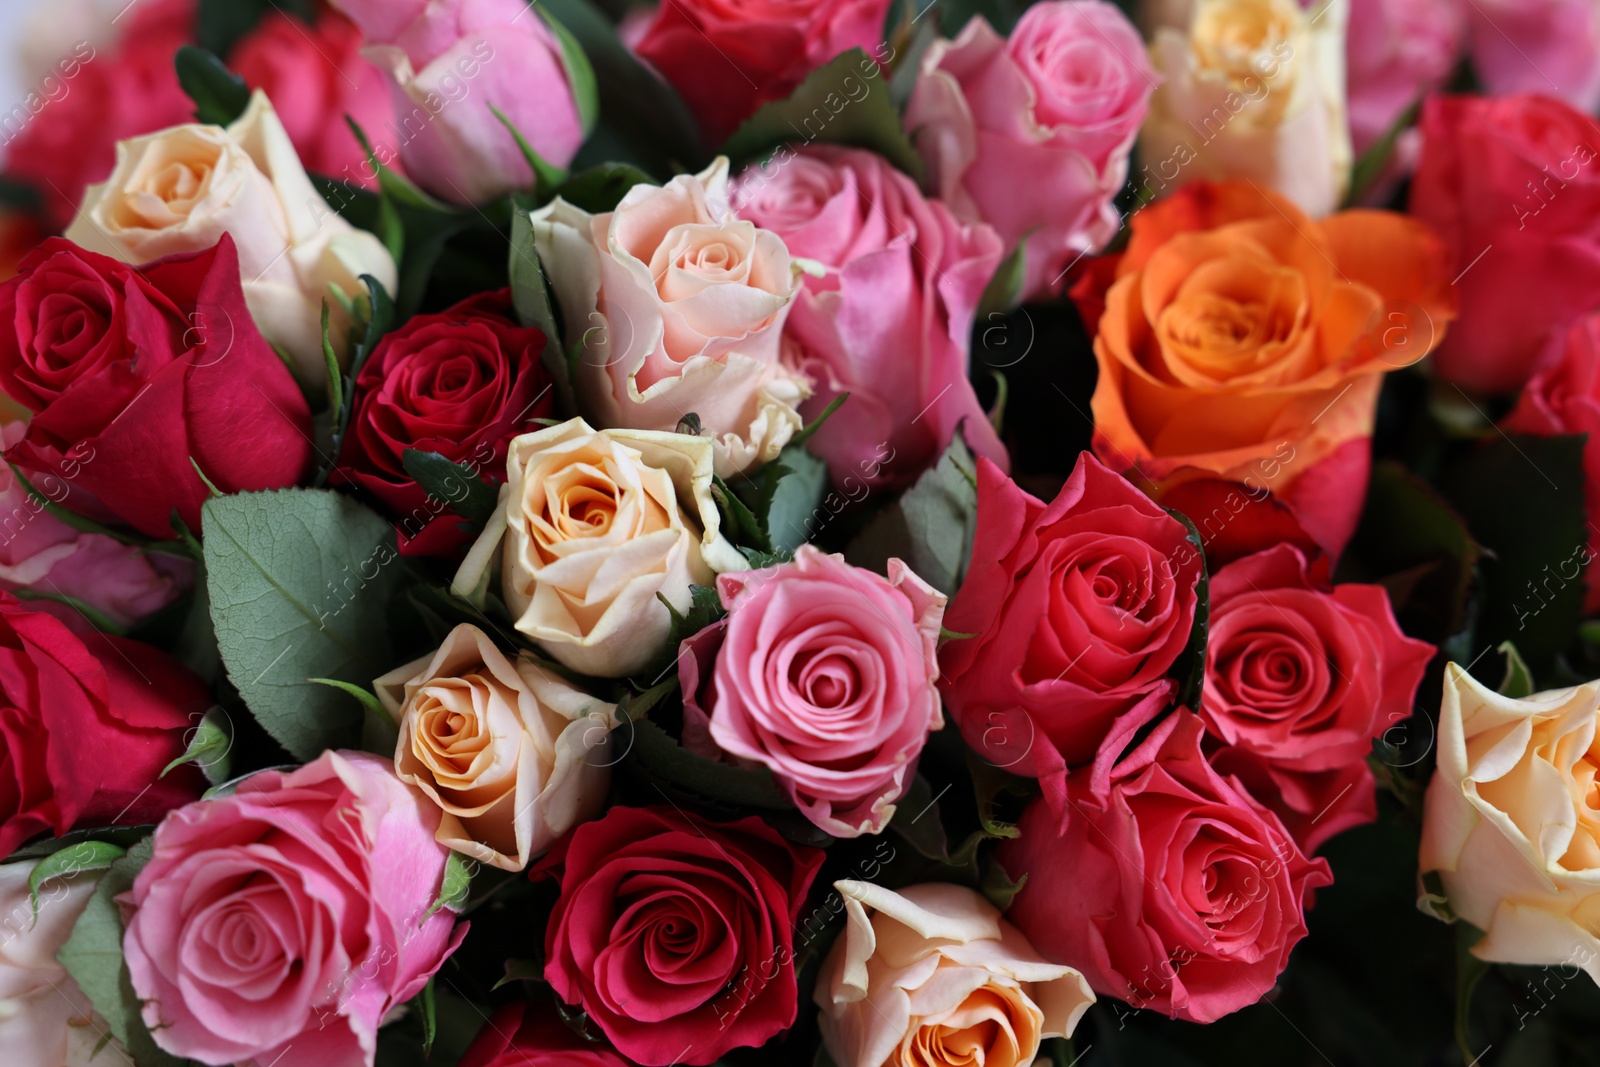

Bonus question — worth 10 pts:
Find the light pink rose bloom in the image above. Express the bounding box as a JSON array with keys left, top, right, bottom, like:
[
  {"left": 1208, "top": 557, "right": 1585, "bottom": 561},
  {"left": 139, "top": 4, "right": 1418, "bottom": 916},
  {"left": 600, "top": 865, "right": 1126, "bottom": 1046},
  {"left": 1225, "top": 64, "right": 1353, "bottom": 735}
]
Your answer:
[
  {"left": 1345, "top": 0, "right": 1465, "bottom": 154},
  {"left": 1467, "top": 0, "right": 1600, "bottom": 115},
  {"left": 122, "top": 751, "right": 467, "bottom": 1067},
  {"left": 906, "top": 1, "right": 1156, "bottom": 300},
  {"left": 679, "top": 545, "right": 946, "bottom": 837},
  {"left": 731, "top": 146, "right": 1007, "bottom": 490},
  {"left": 328, "top": 0, "right": 585, "bottom": 204},
  {"left": 0, "top": 422, "right": 188, "bottom": 629}
]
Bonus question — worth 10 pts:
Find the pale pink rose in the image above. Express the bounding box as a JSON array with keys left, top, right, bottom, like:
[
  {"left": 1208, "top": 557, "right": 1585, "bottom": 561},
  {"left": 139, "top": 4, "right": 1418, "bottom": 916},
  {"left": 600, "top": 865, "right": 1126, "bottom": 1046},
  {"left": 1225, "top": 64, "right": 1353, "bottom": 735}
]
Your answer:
[
  {"left": 532, "top": 159, "right": 809, "bottom": 476},
  {"left": 328, "top": 0, "right": 585, "bottom": 204},
  {"left": 1345, "top": 0, "right": 1465, "bottom": 154},
  {"left": 122, "top": 751, "right": 467, "bottom": 1067},
  {"left": 679, "top": 545, "right": 946, "bottom": 837},
  {"left": 906, "top": 1, "right": 1156, "bottom": 300},
  {"left": 731, "top": 146, "right": 1007, "bottom": 490},
  {"left": 1467, "top": 0, "right": 1600, "bottom": 115},
  {"left": 0, "top": 859, "right": 123, "bottom": 1066},
  {"left": 0, "top": 422, "right": 188, "bottom": 629}
]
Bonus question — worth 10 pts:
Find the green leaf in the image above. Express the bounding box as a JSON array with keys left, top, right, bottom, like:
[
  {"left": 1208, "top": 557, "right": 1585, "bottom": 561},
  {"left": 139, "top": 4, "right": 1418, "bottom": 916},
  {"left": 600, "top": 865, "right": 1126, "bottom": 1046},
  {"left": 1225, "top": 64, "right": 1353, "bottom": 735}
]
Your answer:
[
  {"left": 160, "top": 706, "right": 234, "bottom": 786},
  {"left": 1345, "top": 97, "right": 1421, "bottom": 207},
  {"left": 846, "top": 433, "right": 977, "bottom": 596},
  {"left": 966, "top": 749, "right": 1030, "bottom": 841},
  {"left": 509, "top": 206, "right": 567, "bottom": 378},
  {"left": 427, "top": 850, "right": 477, "bottom": 918},
  {"left": 1454, "top": 922, "right": 1491, "bottom": 1063},
  {"left": 490, "top": 104, "right": 568, "bottom": 192},
  {"left": 712, "top": 475, "right": 771, "bottom": 553},
  {"left": 174, "top": 46, "right": 251, "bottom": 126},
  {"left": 722, "top": 49, "right": 924, "bottom": 182},
  {"left": 624, "top": 716, "right": 793, "bottom": 811},
  {"left": 3, "top": 826, "right": 152, "bottom": 864},
  {"left": 538, "top": 8, "right": 601, "bottom": 135},
  {"left": 309, "top": 678, "right": 398, "bottom": 756},
  {"left": 203, "top": 489, "right": 405, "bottom": 760},
  {"left": 28, "top": 841, "right": 125, "bottom": 918},
  {"left": 197, "top": 0, "right": 313, "bottom": 56},
  {"left": 1498, "top": 641, "right": 1535, "bottom": 698},
  {"left": 979, "top": 860, "right": 1027, "bottom": 911},
  {"left": 552, "top": 163, "right": 657, "bottom": 213},
  {"left": 886, "top": 774, "right": 955, "bottom": 862},
  {"left": 57, "top": 837, "right": 191, "bottom": 1066},
  {"left": 1162, "top": 508, "right": 1210, "bottom": 711},
  {"left": 640, "top": 585, "right": 726, "bottom": 685},
  {"left": 494, "top": 957, "right": 546, "bottom": 990},
  {"left": 401, "top": 450, "right": 500, "bottom": 529},
  {"left": 763, "top": 447, "right": 829, "bottom": 556},
  {"left": 321, "top": 300, "right": 343, "bottom": 418},
  {"left": 418, "top": 977, "right": 438, "bottom": 1057},
  {"left": 322, "top": 275, "right": 397, "bottom": 486},
  {"left": 976, "top": 236, "right": 1028, "bottom": 321}
]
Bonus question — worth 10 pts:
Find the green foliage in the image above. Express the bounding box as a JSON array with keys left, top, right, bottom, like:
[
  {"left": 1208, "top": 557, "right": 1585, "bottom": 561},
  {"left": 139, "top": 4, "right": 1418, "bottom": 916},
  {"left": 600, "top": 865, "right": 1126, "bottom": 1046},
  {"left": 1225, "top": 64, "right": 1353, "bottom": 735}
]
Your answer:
[
  {"left": 847, "top": 434, "right": 978, "bottom": 595},
  {"left": 174, "top": 47, "right": 250, "bottom": 126}
]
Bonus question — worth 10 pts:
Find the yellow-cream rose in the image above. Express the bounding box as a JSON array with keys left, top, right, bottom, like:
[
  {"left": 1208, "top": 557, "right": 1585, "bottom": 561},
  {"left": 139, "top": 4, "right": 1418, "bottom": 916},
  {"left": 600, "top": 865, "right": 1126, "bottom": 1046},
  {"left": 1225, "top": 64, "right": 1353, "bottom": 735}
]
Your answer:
[
  {"left": 65, "top": 90, "right": 397, "bottom": 384},
  {"left": 452, "top": 417, "right": 748, "bottom": 678},
  {"left": 531, "top": 157, "right": 809, "bottom": 477},
  {"left": 1140, "top": 0, "right": 1352, "bottom": 217},
  {"left": 1419, "top": 664, "right": 1600, "bottom": 980},
  {"left": 817, "top": 881, "right": 1094, "bottom": 1067},
  {"left": 375, "top": 623, "right": 618, "bottom": 871}
]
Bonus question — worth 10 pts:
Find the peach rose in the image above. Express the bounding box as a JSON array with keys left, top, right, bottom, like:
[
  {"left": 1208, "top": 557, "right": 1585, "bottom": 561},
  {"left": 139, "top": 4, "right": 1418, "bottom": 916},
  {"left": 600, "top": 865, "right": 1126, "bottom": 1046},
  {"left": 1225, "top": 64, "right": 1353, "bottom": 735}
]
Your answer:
[
  {"left": 452, "top": 418, "right": 748, "bottom": 678},
  {"left": 376, "top": 624, "right": 618, "bottom": 871},
  {"left": 531, "top": 159, "right": 809, "bottom": 477},
  {"left": 1072, "top": 179, "right": 1455, "bottom": 556},
  {"left": 65, "top": 91, "right": 398, "bottom": 385},
  {"left": 1419, "top": 665, "right": 1600, "bottom": 981},
  {"left": 816, "top": 881, "right": 1094, "bottom": 1067},
  {"left": 1140, "top": 0, "right": 1352, "bottom": 218}
]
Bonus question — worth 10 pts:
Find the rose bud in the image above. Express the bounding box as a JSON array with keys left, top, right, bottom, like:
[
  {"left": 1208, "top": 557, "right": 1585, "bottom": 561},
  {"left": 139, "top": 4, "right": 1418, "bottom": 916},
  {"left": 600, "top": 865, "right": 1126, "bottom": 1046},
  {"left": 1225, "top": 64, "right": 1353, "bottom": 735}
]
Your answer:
[{"left": 459, "top": 1001, "right": 634, "bottom": 1067}]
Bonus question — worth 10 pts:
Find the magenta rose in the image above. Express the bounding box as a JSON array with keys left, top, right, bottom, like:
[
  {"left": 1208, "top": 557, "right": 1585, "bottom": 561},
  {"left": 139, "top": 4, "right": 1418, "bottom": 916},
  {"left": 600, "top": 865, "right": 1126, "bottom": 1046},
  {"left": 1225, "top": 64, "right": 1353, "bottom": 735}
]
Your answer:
[
  {"left": 679, "top": 544, "right": 945, "bottom": 837},
  {"left": 1345, "top": 0, "right": 1465, "bottom": 155},
  {"left": 731, "top": 146, "right": 1006, "bottom": 490},
  {"left": 905, "top": 0, "right": 1155, "bottom": 300},
  {"left": 541, "top": 805, "right": 825, "bottom": 1066},
  {"left": 1198, "top": 544, "right": 1434, "bottom": 852},
  {"left": 1467, "top": 0, "right": 1600, "bottom": 115},
  {"left": 122, "top": 751, "right": 467, "bottom": 1067},
  {"left": 938, "top": 453, "right": 1203, "bottom": 796},
  {"left": 999, "top": 711, "right": 1331, "bottom": 1024}
]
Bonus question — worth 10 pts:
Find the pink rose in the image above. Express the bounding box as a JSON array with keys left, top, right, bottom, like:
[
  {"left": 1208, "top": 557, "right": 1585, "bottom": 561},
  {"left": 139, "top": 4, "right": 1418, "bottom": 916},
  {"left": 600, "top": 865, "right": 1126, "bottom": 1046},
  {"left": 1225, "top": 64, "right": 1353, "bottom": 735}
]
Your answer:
[
  {"left": 731, "top": 146, "right": 1007, "bottom": 489},
  {"left": 1467, "top": 0, "right": 1600, "bottom": 115},
  {"left": 906, "top": 1, "right": 1155, "bottom": 300},
  {"left": 328, "top": 0, "right": 584, "bottom": 204},
  {"left": 680, "top": 545, "right": 945, "bottom": 836},
  {"left": 1345, "top": 0, "right": 1465, "bottom": 154},
  {"left": 938, "top": 453, "right": 1204, "bottom": 795},
  {"left": 122, "top": 751, "right": 467, "bottom": 1067},
  {"left": 999, "top": 711, "right": 1332, "bottom": 1024},
  {"left": 230, "top": 10, "right": 400, "bottom": 188},
  {"left": 1198, "top": 544, "right": 1433, "bottom": 852}
]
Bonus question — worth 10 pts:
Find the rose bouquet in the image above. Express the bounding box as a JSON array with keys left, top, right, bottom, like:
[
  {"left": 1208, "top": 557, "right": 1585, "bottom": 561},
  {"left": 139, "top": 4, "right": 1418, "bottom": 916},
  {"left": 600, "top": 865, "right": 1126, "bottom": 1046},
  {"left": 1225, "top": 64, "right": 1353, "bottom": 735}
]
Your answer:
[{"left": 0, "top": 0, "right": 1599, "bottom": 1064}]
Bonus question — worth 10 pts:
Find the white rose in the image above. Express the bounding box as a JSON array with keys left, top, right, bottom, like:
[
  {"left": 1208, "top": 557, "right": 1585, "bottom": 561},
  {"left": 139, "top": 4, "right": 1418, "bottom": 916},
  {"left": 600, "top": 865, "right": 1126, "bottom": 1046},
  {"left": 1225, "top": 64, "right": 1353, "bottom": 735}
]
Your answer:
[
  {"left": 65, "top": 91, "right": 398, "bottom": 385},
  {"left": 531, "top": 157, "right": 809, "bottom": 477},
  {"left": 452, "top": 417, "right": 748, "bottom": 678},
  {"left": 376, "top": 623, "right": 617, "bottom": 871},
  {"left": 1419, "top": 663, "right": 1600, "bottom": 981}
]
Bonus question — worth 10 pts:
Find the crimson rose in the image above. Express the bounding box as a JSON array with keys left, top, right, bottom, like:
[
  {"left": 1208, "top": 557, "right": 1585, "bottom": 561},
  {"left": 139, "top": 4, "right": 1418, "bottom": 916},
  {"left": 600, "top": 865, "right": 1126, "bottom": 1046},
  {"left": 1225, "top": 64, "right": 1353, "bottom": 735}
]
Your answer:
[
  {"left": 0, "top": 591, "right": 207, "bottom": 857},
  {"left": 540, "top": 806, "right": 824, "bottom": 1066},
  {"left": 460, "top": 1002, "right": 634, "bottom": 1067},
  {"left": 0, "top": 236, "right": 313, "bottom": 539},
  {"left": 999, "top": 711, "right": 1331, "bottom": 1024},
  {"left": 332, "top": 289, "right": 552, "bottom": 555}
]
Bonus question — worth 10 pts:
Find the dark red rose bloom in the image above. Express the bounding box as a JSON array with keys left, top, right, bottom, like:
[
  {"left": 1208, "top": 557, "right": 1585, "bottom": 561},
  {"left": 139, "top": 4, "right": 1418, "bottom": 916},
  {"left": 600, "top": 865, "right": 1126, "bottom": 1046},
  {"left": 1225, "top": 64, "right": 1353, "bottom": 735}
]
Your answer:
[
  {"left": 539, "top": 805, "right": 824, "bottom": 1066},
  {"left": 459, "top": 1001, "right": 634, "bottom": 1067},
  {"left": 1199, "top": 544, "right": 1433, "bottom": 853},
  {"left": 0, "top": 236, "right": 313, "bottom": 539},
  {"left": 938, "top": 452, "right": 1203, "bottom": 801},
  {"left": 332, "top": 289, "right": 552, "bottom": 556},
  {"left": 999, "top": 710, "right": 1331, "bottom": 1025},
  {"left": 0, "top": 591, "right": 207, "bottom": 857}
]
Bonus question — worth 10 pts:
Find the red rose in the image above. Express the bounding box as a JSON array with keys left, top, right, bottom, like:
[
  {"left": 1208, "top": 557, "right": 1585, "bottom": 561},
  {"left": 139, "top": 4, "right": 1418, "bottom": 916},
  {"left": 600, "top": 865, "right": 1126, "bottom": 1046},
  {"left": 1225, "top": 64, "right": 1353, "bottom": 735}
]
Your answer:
[
  {"left": 0, "top": 236, "right": 314, "bottom": 539},
  {"left": 230, "top": 9, "right": 399, "bottom": 187},
  {"left": 460, "top": 1002, "right": 634, "bottom": 1067},
  {"left": 1503, "top": 310, "right": 1600, "bottom": 614},
  {"left": 0, "top": 591, "right": 207, "bottom": 857},
  {"left": 634, "top": 0, "right": 893, "bottom": 146},
  {"left": 1198, "top": 544, "right": 1433, "bottom": 853},
  {"left": 331, "top": 289, "right": 552, "bottom": 556},
  {"left": 999, "top": 711, "right": 1331, "bottom": 1024},
  {"left": 938, "top": 453, "right": 1203, "bottom": 794},
  {"left": 2, "top": 0, "right": 195, "bottom": 228},
  {"left": 540, "top": 806, "right": 824, "bottom": 1066},
  {"left": 1410, "top": 93, "right": 1600, "bottom": 394}
]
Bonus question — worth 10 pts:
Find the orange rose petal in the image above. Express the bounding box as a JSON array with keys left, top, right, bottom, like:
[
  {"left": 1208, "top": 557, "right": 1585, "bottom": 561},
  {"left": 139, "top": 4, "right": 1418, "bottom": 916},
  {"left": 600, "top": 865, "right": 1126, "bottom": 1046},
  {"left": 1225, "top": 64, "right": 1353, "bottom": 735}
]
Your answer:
[
  {"left": 1121, "top": 180, "right": 1310, "bottom": 275},
  {"left": 1317, "top": 209, "right": 1459, "bottom": 357}
]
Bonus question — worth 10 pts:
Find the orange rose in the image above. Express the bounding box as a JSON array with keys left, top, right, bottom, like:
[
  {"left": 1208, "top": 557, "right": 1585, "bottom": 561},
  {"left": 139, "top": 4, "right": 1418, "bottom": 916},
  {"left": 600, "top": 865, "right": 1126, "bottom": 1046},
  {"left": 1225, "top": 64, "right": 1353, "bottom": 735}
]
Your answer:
[{"left": 1073, "top": 180, "right": 1456, "bottom": 556}]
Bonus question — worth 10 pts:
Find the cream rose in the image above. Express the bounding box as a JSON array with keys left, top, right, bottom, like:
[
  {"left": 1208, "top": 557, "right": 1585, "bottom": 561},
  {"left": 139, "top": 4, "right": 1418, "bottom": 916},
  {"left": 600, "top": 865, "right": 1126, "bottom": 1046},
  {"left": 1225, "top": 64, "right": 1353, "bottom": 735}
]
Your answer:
[
  {"left": 452, "top": 417, "right": 748, "bottom": 678},
  {"left": 1419, "top": 664, "right": 1600, "bottom": 980},
  {"left": 65, "top": 90, "right": 397, "bottom": 385},
  {"left": 1139, "top": 0, "right": 1353, "bottom": 217},
  {"left": 531, "top": 158, "right": 809, "bottom": 477},
  {"left": 375, "top": 623, "right": 618, "bottom": 871},
  {"left": 817, "top": 881, "right": 1095, "bottom": 1067},
  {"left": 0, "top": 858, "right": 123, "bottom": 1066}
]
